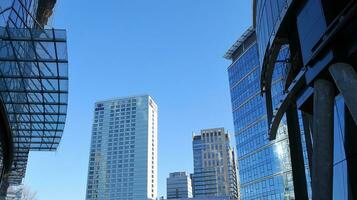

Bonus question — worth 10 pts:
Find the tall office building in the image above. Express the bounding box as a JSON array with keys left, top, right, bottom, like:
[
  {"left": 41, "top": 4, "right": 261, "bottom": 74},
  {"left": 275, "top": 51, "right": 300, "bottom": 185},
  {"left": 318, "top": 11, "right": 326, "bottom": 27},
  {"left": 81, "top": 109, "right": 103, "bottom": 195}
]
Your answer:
[
  {"left": 85, "top": 95, "right": 158, "bottom": 200},
  {"left": 191, "top": 128, "right": 238, "bottom": 200},
  {"left": 0, "top": 0, "right": 69, "bottom": 197},
  {"left": 166, "top": 172, "right": 192, "bottom": 199},
  {"left": 224, "top": 27, "right": 296, "bottom": 199}
]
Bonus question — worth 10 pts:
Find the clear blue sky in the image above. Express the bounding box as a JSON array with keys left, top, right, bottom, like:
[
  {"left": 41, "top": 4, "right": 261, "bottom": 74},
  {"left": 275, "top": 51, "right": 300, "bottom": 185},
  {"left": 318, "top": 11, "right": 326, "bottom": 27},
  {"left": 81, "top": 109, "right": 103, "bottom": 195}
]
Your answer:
[{"left": 24, "top": 1, "right": 252, "bottom": 199}]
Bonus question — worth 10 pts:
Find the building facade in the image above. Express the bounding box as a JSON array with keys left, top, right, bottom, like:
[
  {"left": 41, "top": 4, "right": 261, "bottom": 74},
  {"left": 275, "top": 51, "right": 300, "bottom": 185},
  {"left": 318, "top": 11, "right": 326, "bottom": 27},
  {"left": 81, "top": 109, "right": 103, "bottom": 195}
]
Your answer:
[
  {"left": 191, "top": 128, "right": 238, "bottom": 199},
  {"left": 254, "top": 0, "right": 356, "bottom": 199},
  {"left": 0, "top": 0, "right": 69, "bottom": 198},
  {"left": 167, "top": 172, "right": 192, "bottom": 199},
  {"left": 225, "top": 27, "right": 299, "bottom": 199},
  {"left": 85, "top": 95, "right": 158, "bottom": 200}
]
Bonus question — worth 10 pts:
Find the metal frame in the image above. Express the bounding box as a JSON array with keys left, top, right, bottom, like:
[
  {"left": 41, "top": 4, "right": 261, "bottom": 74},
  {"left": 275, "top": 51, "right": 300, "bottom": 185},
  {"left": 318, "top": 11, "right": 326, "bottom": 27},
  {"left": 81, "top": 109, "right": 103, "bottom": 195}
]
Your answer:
[
  {"left": 0, "top": 1, "right": 68, "bottom": 186},
  {"left": 255, "top": 0, "right": 357, "bottom": 199}
]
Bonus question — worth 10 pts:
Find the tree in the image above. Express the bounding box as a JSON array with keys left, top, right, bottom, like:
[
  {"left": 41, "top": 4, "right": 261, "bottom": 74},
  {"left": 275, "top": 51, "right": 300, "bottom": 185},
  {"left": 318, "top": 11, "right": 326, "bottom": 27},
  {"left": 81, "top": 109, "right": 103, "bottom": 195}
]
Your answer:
[{"left": 20, "top": 186, "right": 37, "bottom": 200}]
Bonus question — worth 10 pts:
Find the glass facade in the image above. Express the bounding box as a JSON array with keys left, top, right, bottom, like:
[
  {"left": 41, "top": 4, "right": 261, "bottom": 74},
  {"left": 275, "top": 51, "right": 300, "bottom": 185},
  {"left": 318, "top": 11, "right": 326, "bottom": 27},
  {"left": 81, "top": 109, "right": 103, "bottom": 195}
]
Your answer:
[
  {"left": 254, "top": 0, "right": 354, "bottom": 199},
  {"left": 0, "top": 0, "right": 68, "bottom": 186},
  {"left": 254, "top": 0, "right": 293, "bottom": 67},
  {"left": 226, "top": 30, "right": 295, "bottom": 200},
  {"left": 191, "top": 128, "right": 238, "bottom": 199},
  {"left": 333, "top": 95, "right": 350, "bottom": 199},
  {"left": 86, "top": 95, "right": 158, "bottom": 200}
]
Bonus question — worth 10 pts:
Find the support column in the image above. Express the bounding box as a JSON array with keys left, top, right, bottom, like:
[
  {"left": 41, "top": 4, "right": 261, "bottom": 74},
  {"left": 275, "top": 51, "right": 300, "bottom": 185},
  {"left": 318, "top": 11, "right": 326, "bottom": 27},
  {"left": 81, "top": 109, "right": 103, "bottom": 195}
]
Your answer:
[
  {"left": 312, "top": 79, "right": 335, "bottom": 200},
  {"left": 329, "top": 62, "right": 357, "bottom": 124},
  {"left": 286, "top": 104, "right": 308, "bottom": 200}
]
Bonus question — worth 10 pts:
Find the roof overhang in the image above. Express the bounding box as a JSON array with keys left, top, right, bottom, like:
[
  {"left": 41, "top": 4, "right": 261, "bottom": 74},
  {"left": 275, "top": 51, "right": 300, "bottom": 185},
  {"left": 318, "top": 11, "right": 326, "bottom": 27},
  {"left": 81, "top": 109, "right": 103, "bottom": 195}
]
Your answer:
[{"left": 224, "top": 26, "right": 255, "bottom": 60}]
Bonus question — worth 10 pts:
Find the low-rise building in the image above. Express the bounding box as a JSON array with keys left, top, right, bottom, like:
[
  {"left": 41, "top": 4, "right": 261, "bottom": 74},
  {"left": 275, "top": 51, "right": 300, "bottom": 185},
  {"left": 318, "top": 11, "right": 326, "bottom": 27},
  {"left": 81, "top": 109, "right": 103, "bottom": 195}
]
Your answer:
[{"left": 167, "top": 172, "right": 192, "bottom": 199}]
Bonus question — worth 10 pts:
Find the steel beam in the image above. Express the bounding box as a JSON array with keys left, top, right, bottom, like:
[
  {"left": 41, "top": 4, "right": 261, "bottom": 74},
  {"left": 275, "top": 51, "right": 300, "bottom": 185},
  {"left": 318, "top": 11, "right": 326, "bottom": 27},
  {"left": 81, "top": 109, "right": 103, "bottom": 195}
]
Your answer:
[
  {"left": 312, "top": 79, "right": 335, "bottom": 200},
  {"left": 268, "top": 68, "right": 306, "bottom": 140},
  {"left": 265, "top": 90, "right": 273, "bottom": 125},
  {"left": 286, "top": 104, "right": 308, "bottom": 200},
  {"left": 329, "top": 62, "right": 357, "bottom": 124}
]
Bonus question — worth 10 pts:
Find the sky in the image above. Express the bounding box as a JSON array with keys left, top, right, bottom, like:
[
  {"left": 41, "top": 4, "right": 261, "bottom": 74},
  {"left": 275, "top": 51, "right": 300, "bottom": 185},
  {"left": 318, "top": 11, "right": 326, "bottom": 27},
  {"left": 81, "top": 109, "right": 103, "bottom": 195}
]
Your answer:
[{"left": 24, "top": 0, "right": 252, "bottom": 199}]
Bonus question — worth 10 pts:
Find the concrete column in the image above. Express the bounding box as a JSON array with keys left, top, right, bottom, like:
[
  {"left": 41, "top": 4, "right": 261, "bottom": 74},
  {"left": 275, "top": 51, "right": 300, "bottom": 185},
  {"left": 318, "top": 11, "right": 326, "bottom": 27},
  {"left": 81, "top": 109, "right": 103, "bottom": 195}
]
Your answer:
[
  {"left": 329, "top": 63, "right": 357, "bottom": 124},
  {"left": 312, "top": 79, "right": 335, "bottom": 200}
]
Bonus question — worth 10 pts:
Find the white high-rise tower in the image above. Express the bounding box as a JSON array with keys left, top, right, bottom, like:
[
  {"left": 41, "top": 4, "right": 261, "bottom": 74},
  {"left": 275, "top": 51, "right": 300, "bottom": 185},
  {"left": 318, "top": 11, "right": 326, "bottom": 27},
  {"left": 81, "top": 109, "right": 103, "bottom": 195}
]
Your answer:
[{"left": 85, "top": 95, "right": 158, "bottom": 200}]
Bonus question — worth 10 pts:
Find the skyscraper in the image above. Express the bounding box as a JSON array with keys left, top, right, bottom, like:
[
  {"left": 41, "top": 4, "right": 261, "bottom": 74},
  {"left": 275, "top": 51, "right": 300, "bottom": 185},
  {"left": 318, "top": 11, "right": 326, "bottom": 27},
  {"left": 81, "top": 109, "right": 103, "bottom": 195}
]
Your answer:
[
  {"left": 0, "top": 0, "right": 69, "bottom": 197},
  {"left": 191, "top": 128, "right": 238, "bottom": 200},
  {"left": 85, "top": 95, "right": 158, "bottom": 200},
  {"left": 166, "top": 172, "right": 192, "bottom": 199},
  {"left": 224, "top": 27, "right": 296, "bottom": 199}
]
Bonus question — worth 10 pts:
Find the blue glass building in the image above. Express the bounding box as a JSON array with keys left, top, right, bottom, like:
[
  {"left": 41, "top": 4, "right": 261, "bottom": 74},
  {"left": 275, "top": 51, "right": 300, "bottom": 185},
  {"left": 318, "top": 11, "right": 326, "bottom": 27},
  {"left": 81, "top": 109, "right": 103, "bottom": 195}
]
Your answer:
[
  {"left": 225, "top": 27, "right": 296, "bottom": 199},
  {"left": 254, "top": 0, "right": 356, "bottom": 199}
]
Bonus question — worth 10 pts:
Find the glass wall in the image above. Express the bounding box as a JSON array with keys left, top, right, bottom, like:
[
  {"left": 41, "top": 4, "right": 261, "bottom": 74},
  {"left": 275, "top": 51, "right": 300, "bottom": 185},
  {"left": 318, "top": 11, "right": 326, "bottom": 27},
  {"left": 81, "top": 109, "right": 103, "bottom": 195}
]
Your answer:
[
  {"left": 255, "top": 0, "right": 292, "bottom": 68},
  {"left": 254, "top": 1, "right": 351, "bottom": 199},
  {"left": 0, "top": 0, "right": 69, "bottom": 185},
  {"left": 0, "top": 0, "right": 38, "bottom": 28},
  {"left": 333, "top": 96, "right": 349, "bottom": 199},
  {"left": 228, "top": 38, "right": 294, "bottom": 199}
]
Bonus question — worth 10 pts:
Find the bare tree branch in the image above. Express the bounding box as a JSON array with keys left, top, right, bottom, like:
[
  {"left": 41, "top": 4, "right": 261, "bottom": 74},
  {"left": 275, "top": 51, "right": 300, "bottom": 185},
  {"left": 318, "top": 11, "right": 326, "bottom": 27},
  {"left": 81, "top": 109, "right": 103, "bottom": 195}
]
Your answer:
[{"left": 21, "top": 186, "right": 37, "bottom": 200}]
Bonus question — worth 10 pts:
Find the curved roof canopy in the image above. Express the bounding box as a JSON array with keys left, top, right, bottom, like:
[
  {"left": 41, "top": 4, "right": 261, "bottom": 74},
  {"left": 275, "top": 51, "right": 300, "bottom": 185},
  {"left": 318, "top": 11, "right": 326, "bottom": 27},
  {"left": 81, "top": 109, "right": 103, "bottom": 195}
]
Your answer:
[{"left": 0, "top": 26, "right": 68, "bottom": 185}]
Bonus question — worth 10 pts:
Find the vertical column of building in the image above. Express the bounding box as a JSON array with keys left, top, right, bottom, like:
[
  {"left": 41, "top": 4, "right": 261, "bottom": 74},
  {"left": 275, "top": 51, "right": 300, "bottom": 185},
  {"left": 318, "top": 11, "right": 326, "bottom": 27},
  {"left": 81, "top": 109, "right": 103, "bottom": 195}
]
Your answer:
[
  {"left": 187, "top": 173, "right": 193, "bottom": 198},
  {"left": 227, "top": 148, "right": 239, "bottom": 199},
  {"left": 86, "top": 103, "right": 107, "bottom": 200},
  {"left": 147, "top": 97, "right": 158, "bottom": 200},
  {"left": 191, "top": 135, "right": 202, "bottom": 197},
  {"left": 132, "top": 96, "right": 148, "bottom": 199}
]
